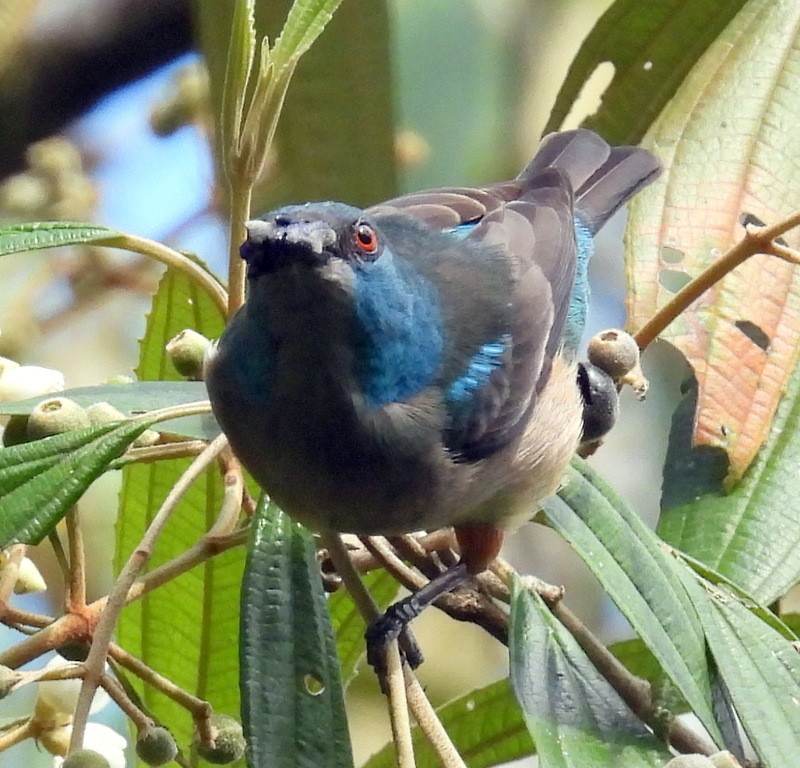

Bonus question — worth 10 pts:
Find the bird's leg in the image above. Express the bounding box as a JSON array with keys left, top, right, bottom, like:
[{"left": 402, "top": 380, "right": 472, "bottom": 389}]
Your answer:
[
  {"left": 365, "top": 561, "right": 471, "bottom": 672},
  {"left": 365, "top": 522, "right": 504, "bottom": 673}
]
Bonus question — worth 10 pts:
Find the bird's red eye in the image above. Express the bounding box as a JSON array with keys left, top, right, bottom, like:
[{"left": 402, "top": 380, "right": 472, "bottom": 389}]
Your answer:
[{"left": 354, "top": 223, "right": 378, "bottom": 254}]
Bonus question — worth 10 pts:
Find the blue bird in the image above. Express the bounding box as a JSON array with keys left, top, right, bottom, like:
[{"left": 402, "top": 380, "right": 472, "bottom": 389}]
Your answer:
[{"left": 205, "top": 129, "right": 659, "bottom": 661}]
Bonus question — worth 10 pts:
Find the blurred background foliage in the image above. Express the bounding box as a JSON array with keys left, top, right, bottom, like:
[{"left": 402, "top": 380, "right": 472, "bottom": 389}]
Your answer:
[{"left": 0, "top": 0, "right": 784, "bottom": 766}]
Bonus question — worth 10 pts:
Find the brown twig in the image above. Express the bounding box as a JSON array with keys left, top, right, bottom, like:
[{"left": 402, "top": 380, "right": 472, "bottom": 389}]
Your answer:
[
  {"left": 100, "top": 672, "right": 153, "bottom": 731},
  {"left": 64, "top": 507, "right": 86, "bottom": 610},
  {"left": 67, "top": 433, "right": 228, "bottom": 754},
  {"left": 0, "top": 525, "right": 248, "bottom": 671},
  {"left": 634, "top": 210, "right": 800, "bottom": 351},
  {"left": 108, "top": 643, "right": 212, "bottom": 720},
  {"left": 0, "top": 719, "right": 35, "bottom": 751},
  {"left": 48, "top": 531, "right": 71, "bottom": 591}
]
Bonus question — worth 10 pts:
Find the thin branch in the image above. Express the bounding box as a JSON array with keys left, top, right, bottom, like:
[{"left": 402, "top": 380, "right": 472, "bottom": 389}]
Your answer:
[
  {"left": 549, "top": 599, "right": 716, "bottom": 755},
  {"left": 634, "top": 209, "right": 800, "bottom": 351},
  {"left": 322, "top": 532, "right": 470, "bottom": 768},
  {"left": 0, "top": 527, "right": 247, "bottom": 670},
  {"left": 101, "top": 672, "right": 153, "bottom": 731},
  {"left": 99, "top": 233, "right": 228, "bottom": 319},
  {"left": 0, "top": 719, "right": 34, "bottom": 751},
  {"left": 108, "top": 643, "right": 211, "bottom": 719},
  {"left": 385, "top": 639, "right": 416, "bottom": 768},
  {"left": 116, "top": 440, "right": 208, "bottom": 466},
  {"left": 319, "top": 533, "right": 415, "bottom": 766},
  {"left": 48, "top": 531, "right": 72, "bottom": 592},
  {"left": 227, "top": 182, "right": 251, "bottom": 316},
  {"left": 68, "top": 433, "right": 228, "bottom": 753},
  {"left": 362, "top": 537, "right": 427, "bottom": 593},
  {"left": 403, "top": 669, "right": 466, "bottom": 768},
  {"left": 65, "top": 507, "right": 86, "bottom": 610}
]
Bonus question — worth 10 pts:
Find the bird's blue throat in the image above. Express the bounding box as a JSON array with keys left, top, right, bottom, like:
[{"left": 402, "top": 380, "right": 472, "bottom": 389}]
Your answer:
[{"left": 352, "top": 254, "right": 444, "bottom": 407}]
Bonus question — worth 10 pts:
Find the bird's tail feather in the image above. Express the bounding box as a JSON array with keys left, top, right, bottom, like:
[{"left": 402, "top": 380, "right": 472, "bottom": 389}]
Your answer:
[{"left": 519, "top": 129, "right": 661, "bottom": 234}]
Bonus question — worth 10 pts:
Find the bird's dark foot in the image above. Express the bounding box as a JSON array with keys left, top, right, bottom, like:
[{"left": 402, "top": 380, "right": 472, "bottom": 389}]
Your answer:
[
  {"left": 365, "top": 561, "right": 471, "bottom": 676},
  {"left": 365, "top": 597, "right": 427, "bottom": 674}
]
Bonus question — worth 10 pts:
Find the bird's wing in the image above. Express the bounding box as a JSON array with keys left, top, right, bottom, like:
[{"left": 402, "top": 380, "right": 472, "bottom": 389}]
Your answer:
[
  {"left": 441, "top": 169, "right": 577, "bottom": 461},
  {"left": 369, "top": 129, "right": 660, "bottom": 235}
]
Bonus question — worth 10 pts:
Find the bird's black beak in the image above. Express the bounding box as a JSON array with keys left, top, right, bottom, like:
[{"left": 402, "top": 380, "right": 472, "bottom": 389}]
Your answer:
[{"left": 241, "top": 218, "right": 338, "bottom": 278}]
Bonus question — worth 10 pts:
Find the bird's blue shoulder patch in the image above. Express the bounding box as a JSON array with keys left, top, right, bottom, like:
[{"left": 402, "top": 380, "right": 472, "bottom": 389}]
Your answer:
[
  {"left": 563, "top": 216, "right": 594, "bottom": 353},
  {"left": 446, "top": 336, "right": 509, "bottom": 407},
  {"left": 447, "top": 222, "right": 477, "bottom": 240},
  {"left": 353, "top": 253, "right": 444, "bottom": 407}
]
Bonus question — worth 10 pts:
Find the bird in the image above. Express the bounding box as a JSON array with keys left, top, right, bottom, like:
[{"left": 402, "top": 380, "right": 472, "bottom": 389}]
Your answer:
[{"left": 204, "top": 129, "right": 660, "bottom": 665}]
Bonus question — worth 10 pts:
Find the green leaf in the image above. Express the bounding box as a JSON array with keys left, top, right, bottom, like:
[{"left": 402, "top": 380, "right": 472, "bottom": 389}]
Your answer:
[
  {"left": 271, "top": 0, "right": 346, "bottom": 68},
  {"left": 329, "top": 569, "right": 399, "bottom": 689},
  {"left": 679, "top": 569, "right": 800, "bottom": 766},
  {"left": 115, "top": 267, "right": 238, "bottom": 766},
  {"left": 0, "top": 421, "right": 151, "bottom": 547},
  {"left": 363, "top": 679, "right": 534, "bottom": 768},
  {"left": 0, "top": 221, "right": 118, "bottom": 255},
  {"left": 659, "top": 360, "right": 800, "bottom": 604},
  {"left": 0, "top": 381, "right": 218, "bottom": 441},
  {"left": 241, "top": 500, "right": 353, "bottom": 768},
  {"left": 364, "top": 635, "right": 694, "bottom": 768},
  {"left": 509, "top": 578, "right": 671, "bottom": 768},
  {"left": 255, "top": 0, "right": 396, "bottom": 210},
  {"left": 542, "top": 458, "right": 724, "bottom": 745},
  {"left": 220, "top": 0, "right": 256, "bottom": 165},
  {"left": 544, "top": 0, "right": 748, "bottom": 144}
]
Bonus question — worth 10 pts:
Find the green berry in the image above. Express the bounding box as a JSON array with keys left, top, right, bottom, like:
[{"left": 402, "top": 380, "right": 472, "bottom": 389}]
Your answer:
[
  {"left": 587, "top": 328, "right": 640, "bottom": 380},
  {"left": 194, "top": 714, "right": 246, "bottom": 764},
  {"left": 136, "top": 726, "right": 178, "bottom": 766}
]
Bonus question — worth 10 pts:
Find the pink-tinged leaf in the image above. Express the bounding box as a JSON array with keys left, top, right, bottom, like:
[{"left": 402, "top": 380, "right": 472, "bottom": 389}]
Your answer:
[{"left": 626, "top": 0, "right": 800, "bottom": 479}]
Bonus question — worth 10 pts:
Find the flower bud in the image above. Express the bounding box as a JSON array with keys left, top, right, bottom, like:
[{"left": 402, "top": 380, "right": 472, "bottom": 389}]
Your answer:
[
  {"left": 26, "top": 398, "right": 90, "bottom": 440},
  {"left": 136, "top": 726, "right": 178, "bottom": 766},
  {"left": 193, "top": 714, "right": 246, "bottom": 764},
  {"left": 59, "top": 749, "right": 111, "bottom": 768},
  {"left": 0, "top": 356, "right": 20, "bottom": 377},
  {"left": 0, "top": 364, "right": 64, "bottom": 401},
  {"left": 13, "top": 556, "right": 47, "bottom": 594},
  {"left": 166, "top": 329, "right": 212, "bottom": 380},
  {"left": 710, "top": 752, "right": 741, "bottom": 768},
  {"left": 36, "top": 656, "right": 109, "bottom": 717}
]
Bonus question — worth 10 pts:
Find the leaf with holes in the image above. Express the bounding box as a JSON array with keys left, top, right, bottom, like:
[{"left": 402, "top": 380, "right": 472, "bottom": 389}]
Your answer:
[
  {"left": 544, "top": 0, "right": 747, "bottom": 144},
  {"left": 329, "top": 569, "right": 399, "bottom": 688},
  {"left": 241, "top": 500, "right": 353, "bottom": 768},
  {"left": 659, "top": 348, "right": 800, "bottom": 604},
  {"left": 626, "top": 0, "right": 800, "bottom": 480}
]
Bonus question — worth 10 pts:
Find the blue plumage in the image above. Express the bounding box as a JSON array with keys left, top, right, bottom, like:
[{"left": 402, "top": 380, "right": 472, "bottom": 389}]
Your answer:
[
  {"left": 352, "top": 252, "right": 444, "bottom": 407},
  {"left": 205, "top": 129, "right": 660, "bottom": 557}
]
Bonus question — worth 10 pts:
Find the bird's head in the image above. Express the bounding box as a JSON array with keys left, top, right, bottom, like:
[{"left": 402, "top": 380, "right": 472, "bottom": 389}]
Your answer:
[
  {"left": 238, "top": 201, "right": 446, "bottom": 405},
  {"left": 241, "top": 202, "right": 386, "bottom": 282}
]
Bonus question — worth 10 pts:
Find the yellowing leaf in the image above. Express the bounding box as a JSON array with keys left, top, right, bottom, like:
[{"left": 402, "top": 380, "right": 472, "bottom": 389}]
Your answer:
[{"left": 626, "top": 0, "right": 800, "bottom": 479}]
